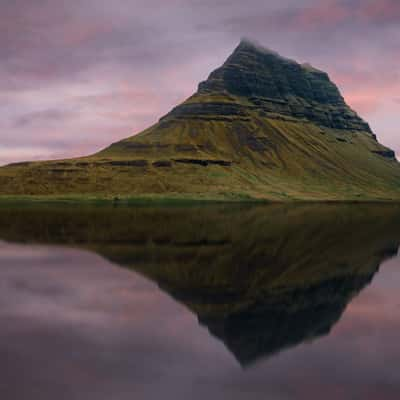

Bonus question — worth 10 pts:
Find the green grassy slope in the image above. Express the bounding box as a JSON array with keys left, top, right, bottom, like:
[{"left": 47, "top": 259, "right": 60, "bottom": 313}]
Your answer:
[
  {"left": 1, "top": 40, "right": 399, "bottom": 201},
  {"left": 1, "top": 109, "right": 399, "bottom": 201}
]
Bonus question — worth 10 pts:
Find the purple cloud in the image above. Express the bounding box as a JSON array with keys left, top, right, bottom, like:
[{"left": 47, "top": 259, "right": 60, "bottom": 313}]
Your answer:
[{"left": 0, "top": 0, "right": 399, "bottom": 165}]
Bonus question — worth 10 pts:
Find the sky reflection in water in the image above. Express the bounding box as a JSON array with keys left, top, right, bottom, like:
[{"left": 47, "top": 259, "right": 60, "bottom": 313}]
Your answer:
[{"left": 0, "top": 205, "right": 399, "bottom": 399}]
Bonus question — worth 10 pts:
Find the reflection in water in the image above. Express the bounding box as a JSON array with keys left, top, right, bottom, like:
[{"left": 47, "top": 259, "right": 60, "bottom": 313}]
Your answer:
[{"left": 0, "top": 204, "right": 399, "bottom": 368}]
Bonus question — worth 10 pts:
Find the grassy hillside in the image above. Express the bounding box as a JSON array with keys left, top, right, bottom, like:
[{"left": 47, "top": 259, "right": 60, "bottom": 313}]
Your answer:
[
  {"left": 1, "top": 110, "right": 399, "bottom": 201},
  {"left": 1, "top": 40, "right": 399, "bottom": 201}
]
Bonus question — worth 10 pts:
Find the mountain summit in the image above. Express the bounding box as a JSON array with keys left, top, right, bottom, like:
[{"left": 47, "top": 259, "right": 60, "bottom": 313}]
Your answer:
[
  {"left": 1, "top": 40, "right": 399, "bottom": 201},
  {"left": 198, "top": 39, "right": 371, "bottom": 132}
]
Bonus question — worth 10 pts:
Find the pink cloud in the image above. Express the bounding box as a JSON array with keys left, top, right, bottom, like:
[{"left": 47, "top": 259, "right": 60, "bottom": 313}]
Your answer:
[
  {"left": 60, "top": 23, "right": 113, "bottom": 48},
  {"left": 284, "top": 0, "right": 400, "bottom": 32},
  {"left": 329, "top": 61, "right": 400, "bottom": 115},
  {"left": 360, "top": 0, "right": 400, "bottom": 22},
  {"left": 292, "top": 0, "right": 349, "bottom": 30}
]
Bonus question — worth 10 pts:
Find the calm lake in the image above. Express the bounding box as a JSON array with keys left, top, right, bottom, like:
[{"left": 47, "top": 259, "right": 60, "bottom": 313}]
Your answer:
[{"left": 1, "top": 204, "right": 400, "bottom": 399}]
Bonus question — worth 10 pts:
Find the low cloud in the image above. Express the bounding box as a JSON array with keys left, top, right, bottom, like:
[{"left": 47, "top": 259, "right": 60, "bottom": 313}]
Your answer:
[{"left": 14, "top": 109, "right": 78, "bottom": 127}]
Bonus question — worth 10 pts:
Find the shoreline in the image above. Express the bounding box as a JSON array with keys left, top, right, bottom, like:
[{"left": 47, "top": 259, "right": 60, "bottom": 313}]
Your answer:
[{"left": 1, "top": 194, "right": 400, "bottom": 206}]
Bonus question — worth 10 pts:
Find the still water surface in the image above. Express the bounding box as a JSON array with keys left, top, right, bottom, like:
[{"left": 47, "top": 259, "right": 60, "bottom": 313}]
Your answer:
[{"left": 0, "top": 204, "right": 400, "bottom": 399}]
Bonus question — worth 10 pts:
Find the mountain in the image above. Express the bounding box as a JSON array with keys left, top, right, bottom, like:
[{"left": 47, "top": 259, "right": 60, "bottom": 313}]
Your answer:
[
  {"left": 1, "top": 39, "right": 400, "bottom": 201},
  {"left": 0, "top": 204, "right": 399, "bottom": 364}
]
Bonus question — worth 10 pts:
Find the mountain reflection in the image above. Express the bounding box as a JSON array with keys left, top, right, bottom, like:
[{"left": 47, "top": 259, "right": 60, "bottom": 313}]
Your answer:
[{"left": 0, "top": 203, "right": 399, "bottom": 366}]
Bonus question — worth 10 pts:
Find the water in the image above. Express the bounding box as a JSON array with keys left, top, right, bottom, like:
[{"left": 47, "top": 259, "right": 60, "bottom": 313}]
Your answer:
[{"left": 0, "top": 204, "right": 400, "bottom": 399}]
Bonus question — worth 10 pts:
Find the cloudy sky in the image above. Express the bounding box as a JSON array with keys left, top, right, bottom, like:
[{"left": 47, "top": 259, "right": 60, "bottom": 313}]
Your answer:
[{"left": 1, "top": 0, "right": 399, "bottom": 165}]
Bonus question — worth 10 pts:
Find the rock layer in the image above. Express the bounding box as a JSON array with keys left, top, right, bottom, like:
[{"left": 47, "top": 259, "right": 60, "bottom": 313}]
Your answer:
[{"left": 175, "top": 39, "right": 372, "bottom": 132}]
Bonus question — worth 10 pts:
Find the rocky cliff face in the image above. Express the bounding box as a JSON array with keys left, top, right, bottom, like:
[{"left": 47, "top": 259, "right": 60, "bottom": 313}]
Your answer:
[{"left": 168, "top": 39, "right": 372, "bottom": 132}]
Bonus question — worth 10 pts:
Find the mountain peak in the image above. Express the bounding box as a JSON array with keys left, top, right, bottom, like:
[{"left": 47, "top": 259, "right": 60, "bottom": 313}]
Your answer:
[
  {"left": 234, "top": 38, "right": 298, "bottom": 65},
  {"left": 194, "top": 40, "right": 371, "bottom": 132},
  {"left": 235, "top": 39, "right": 325, "bottom": 75},
  {"left": 237, "top": 37, "right": 283, "bottom": 57},
  {"left": 199, "top": 39, "right": 333, "bottom": 97}
]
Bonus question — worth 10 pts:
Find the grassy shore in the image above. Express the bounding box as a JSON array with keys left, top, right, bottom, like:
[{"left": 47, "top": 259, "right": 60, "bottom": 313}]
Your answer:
[
  {"left": 1, "top": 193, "right": 400, "bottom": 206},
  {"left": 0, "top": 192, "right": 268, "bottom": 205}
]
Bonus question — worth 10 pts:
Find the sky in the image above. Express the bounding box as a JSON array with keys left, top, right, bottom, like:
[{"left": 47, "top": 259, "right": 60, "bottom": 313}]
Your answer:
[
  {"left": 1, "top": 242, "right": 400, "bottom": 399},
  {"left": 1, "top": 0, "right": 399, "bottom": 165}
]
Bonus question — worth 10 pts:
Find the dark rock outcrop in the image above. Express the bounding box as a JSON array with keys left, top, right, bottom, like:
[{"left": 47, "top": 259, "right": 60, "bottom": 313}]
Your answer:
[
  {"left": 153, "top": 160, "right": 173, "bottom": 168},
  {"left": 107, "top": 160, "right": 148, "bottom": 167},
  {"left": 372, "top": 150, "right": 396, "bottom": 160},
  {"left": 165, "top": 39, "right": 372, "bottom": 132},
  {"left": 173, "top": 158, "right": 232, "bottom": 167}
]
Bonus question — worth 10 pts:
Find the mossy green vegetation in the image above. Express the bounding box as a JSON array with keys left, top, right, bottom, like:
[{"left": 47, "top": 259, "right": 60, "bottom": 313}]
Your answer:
[{"left": 1, "top": 40, "right": 399, "bottom": 201}]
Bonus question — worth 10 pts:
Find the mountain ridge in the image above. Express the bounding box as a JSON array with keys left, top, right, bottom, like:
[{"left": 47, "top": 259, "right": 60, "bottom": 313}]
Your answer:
[{"left": 1, "top": 39, "right": 399, "bottom": 201}]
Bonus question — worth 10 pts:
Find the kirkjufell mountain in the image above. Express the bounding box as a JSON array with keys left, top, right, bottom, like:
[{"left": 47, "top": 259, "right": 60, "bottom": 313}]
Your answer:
[{"left": 1, "top": 39, "right": 400, "bottom": 201}]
